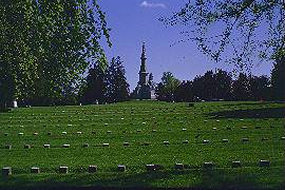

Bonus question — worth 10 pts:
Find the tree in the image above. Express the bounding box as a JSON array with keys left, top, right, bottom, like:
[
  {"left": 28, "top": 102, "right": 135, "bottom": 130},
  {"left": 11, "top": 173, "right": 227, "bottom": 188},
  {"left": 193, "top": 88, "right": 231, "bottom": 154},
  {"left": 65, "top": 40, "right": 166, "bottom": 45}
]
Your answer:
[
  {"left": 271, "top": 58, "right": 285, "bottom": 100},
  {"left": 174, "top": 81, "right": 194, "bottom": 102},
  {"left": 232, "top": 73, "right": 250, "bottom": 100},
  {"left": 192, "top": 71, "right": 215, "bottom": 100},
  {"left": 213, "top": 69, "right": 232, "bottom": 100},
  {"left": 80, "top": 56, "right": 108, "bottom": 104},
  {"left": 161, "top": 0, "right": 285, "bottom": 70},
  {"left": 155, "top": 72, "right": 181, "bottom": 102},
  {"left": 105, "top": 57, "right": 130, "bottom": 103},
  {"left": 0, "top": 0, "right": 111, "bottom": 107},
  {"left": 248, "top": 75, "right": 270, "bottom": 100}
]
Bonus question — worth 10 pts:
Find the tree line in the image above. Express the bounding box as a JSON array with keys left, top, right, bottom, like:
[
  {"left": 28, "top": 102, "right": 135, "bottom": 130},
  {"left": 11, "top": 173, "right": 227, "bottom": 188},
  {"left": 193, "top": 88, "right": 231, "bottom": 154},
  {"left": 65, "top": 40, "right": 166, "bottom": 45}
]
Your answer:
[{"left": 156, "top": 62, "right": 285, "bottom": 102}]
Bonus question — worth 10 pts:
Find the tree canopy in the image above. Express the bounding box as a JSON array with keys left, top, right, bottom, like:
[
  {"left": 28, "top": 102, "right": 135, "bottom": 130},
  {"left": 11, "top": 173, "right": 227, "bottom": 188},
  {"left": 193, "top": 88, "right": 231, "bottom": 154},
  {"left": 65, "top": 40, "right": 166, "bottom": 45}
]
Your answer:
[
  {"left": 155, "top": 72, "right": 181, "bottom": 102},
  {"left": 161, "top": 0, "right": 285, "bottom": 70},
  {"left": 0, "top": 0, "right": 111, "bottom": 107}
]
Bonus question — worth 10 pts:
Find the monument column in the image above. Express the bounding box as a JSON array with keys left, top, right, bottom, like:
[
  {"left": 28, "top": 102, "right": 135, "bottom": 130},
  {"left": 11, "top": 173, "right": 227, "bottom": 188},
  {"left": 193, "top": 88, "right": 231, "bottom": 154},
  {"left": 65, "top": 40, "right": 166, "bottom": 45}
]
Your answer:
[{"left": 139, "top": 42, "right": 148, "bottom": 85}]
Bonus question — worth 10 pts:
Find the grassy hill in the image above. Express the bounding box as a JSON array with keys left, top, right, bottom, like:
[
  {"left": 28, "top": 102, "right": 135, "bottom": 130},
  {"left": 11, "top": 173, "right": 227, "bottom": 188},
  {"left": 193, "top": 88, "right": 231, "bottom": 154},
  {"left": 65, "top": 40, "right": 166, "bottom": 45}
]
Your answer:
[{"left": 0, "top": 101, "right": 284, "bottom": 189}]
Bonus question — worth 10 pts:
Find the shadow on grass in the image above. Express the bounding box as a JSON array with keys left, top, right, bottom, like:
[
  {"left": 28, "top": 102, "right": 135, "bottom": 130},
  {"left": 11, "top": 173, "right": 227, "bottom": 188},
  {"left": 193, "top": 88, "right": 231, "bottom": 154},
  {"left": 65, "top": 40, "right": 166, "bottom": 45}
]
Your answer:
[
  {"left": 208, "top": 107, "right": 285, "bottom": 119},
  {"left": 221, "top": 101, "right": 284, "bottom": 107},
  {"left": 1, "top": 169, "right": 283, "bottom": 190}
]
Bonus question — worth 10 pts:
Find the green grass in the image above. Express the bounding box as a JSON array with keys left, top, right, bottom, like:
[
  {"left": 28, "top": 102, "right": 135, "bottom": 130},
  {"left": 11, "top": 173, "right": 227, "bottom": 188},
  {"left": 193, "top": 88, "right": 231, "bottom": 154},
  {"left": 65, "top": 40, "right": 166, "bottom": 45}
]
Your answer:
[{"left": 0, "top": 101, "right": 284, "bottom": 189}]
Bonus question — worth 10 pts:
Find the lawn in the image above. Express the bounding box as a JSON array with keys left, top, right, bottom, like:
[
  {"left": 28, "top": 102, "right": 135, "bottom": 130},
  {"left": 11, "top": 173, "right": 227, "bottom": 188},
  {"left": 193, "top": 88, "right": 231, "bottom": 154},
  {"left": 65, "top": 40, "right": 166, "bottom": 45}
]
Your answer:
[{"left": 0, "top": 101, "right": 284, "bottom": 189}]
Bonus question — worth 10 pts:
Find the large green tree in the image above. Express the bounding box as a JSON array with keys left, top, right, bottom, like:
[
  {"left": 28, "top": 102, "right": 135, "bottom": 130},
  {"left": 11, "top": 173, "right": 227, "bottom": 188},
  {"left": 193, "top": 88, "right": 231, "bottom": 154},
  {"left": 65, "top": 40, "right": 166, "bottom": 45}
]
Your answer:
[
  {"left": 0, "top": 0, "right": 111, "bottom": 107},
  {"left": 232, "top": 73, "right": 251, "bottom": 100},
  {"left": 155, "top": 72, "right": 181, "bottom": 102},
  {"left": 80, "top": 55, "right": 108, "bottom": 104},
  {"left": 105, "top": 57, "right": 130, "bottom": 103}
]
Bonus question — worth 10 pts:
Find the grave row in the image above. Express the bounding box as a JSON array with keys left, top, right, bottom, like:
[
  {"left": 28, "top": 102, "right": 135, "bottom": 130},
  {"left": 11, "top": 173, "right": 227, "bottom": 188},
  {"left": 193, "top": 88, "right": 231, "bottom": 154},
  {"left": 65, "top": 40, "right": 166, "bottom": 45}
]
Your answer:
[
  {"left": 1, "top": 160, "right": 271, "bottom": 176},
  {"left": 3, "top": 136, "right": 284, "bottom": 150},
  {"left": 2, "top": 127, "right": 283, "bottom": 136}
]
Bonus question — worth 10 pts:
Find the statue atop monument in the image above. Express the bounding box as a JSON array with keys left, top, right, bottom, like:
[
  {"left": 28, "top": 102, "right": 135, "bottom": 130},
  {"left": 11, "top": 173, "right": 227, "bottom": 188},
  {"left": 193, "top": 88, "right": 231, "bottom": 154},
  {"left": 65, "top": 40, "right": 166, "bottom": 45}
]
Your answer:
[{"left": 132, "top": 42, "right": 153, "bottom": 100}]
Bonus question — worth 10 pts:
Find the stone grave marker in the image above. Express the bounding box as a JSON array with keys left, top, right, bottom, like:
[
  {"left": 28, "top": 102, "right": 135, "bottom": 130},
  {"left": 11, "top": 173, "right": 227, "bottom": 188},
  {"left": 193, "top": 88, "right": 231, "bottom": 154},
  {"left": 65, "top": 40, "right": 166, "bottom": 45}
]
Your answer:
[
  {"left": 43, "top": 144, "right": 50, "bottom": 148},
  {"left": 88, "top": 165, "right": 97, "bottom": 173},
  {"left": 5, "top": 144, "right": 12, "bottom": 149},
  {"left": 222, "top": 139, "right": 229, "bottom": 143},
  {"left": 175, "top": 163, "right": 184, "bottom": 170},
  {"left": 203, "top": 162, "right": 214, "bottom": 169},
  {"left": 59, "top": 166, "right": 68, "bottom": 174},
  {"left": 203, "top": 140, "right": 209, "bottom": 144},
  {"left": 118, "top": 165, "right": 126, "bottom": 172},
  {"left": 18, "top": 132, "right": 24, "bottom": 136},
  {"left": 163, "top": 141, "right": 170, "bottom": 145},
  {"left": 62, "top": 144, "right": 70, "bottom": 148},
  {"left": 232, "top": 161, "right": 242, "bottom": 168},
  {"left": 146, "top": 164, "right": 155, "bottom": 171},
  {"left": 123, "top": 142, "right": 130, "bottom": 146},
  {"left": 102, "top": 143, "right": 110, "bottom": 147},
  {"left": 31, "top": 167, "right": 40, "bottom": 174},
  {"left": 242, "top": 138, "right": 249, "bottom": 142},
  {"left": 82, "top": 143, "right": 89, "bottom": 148},
  {"left": 24, "top": 144, "right": 31, "bottom": 149},
  {"left": 4, "top": 133, "right": 9, "bottom": 136},
  {"left": 182, "top": 140, "right": 189, "bottom": 144},
  {"left": 2, "top": 167, "right": 12, "bottom": 176},
  {"left": 259, "top": 160, "right": 270, "bottom": 167}
]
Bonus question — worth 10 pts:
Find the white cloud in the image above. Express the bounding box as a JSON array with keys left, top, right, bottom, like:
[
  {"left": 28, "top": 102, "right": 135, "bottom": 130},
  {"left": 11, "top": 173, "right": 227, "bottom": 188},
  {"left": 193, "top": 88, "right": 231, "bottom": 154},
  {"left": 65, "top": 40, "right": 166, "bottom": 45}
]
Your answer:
[{"left": 140, "top": 1, "right": 166, "bottom": 8}]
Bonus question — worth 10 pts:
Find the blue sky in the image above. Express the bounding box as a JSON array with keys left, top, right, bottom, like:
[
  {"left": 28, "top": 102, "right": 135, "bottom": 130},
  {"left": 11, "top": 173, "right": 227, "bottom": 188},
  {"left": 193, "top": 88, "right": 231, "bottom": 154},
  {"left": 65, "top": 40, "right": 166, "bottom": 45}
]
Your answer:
[{"left": 100, "top": 0, "right": 273, "bottom": 90}]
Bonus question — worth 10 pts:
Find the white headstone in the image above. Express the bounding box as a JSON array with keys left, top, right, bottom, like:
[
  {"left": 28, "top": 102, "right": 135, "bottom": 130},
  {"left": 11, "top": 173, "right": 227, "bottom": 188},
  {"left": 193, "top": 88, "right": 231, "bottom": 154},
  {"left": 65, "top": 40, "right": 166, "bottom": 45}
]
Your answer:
[
  {"left": 118, "top": 165, "right": 126, "bottom": 172},
  {"left": 12, "top": 101, "right": 18, "bottom": 108},
  {"left": 31, "top": 167, "right": 40, "bottom": 174},
  {"left": 59, "top": 166, "right": 68, "bottom": 173}
]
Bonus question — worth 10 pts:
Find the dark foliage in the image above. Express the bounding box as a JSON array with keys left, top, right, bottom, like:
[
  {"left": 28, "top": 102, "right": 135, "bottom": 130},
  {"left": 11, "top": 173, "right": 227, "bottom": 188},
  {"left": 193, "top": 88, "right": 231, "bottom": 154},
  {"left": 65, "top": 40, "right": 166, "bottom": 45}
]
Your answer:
[
  {"left": 271, "top": 58, "right": 285, "bottom": 100},
  {"left": 155, "top": 72, "right": 180, "bottom": 102},
  {"left": 105, "top": 57, "right": 130, "bottom": 103},
  {"left": 81, "top": 57, "right": 130, "bottom": 104},
  {"left": 156, "top": 69, "right": 273, "bottom": 102},
  {"left": 81, "top": 65, "right": 107, "bottom": 104}
]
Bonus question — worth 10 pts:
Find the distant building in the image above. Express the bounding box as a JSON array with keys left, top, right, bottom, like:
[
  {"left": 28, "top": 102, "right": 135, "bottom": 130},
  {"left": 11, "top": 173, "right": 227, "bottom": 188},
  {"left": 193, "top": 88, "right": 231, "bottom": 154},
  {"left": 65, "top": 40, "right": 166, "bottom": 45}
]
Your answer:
[{"left": 132, "top": 42, "right": 154, "bottom": 100}]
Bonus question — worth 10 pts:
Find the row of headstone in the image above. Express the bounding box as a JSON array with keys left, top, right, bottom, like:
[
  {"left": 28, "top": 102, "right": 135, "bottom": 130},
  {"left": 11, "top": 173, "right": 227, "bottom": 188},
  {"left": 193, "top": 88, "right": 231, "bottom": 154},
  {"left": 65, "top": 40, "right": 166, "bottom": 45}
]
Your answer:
[
  {"left": 1, "top": 160, "right": 271, "bottom": 176},
  {"left": 3, "top": 137, "right": 285, "bottom": 149},
  {"left": 3, "top": 128, "right": 284, "bottom": 137}
]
